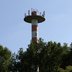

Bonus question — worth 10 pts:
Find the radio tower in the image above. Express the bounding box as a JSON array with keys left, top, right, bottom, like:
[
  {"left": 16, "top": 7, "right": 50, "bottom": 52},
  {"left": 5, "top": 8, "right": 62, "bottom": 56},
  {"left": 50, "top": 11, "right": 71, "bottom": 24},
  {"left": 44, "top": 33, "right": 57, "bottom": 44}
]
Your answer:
[{"left": 24, "top": 9, "right": 45, "bottom": 43}]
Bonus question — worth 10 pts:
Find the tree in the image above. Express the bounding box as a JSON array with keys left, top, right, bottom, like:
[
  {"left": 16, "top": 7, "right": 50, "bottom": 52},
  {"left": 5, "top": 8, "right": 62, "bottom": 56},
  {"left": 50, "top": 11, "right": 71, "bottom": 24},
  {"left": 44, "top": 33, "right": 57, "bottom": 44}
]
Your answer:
[
  {"left": 8, "top": 38, "right": 71, "bottom": 72},
  {"left": 60, "top": 43, "right": 72, "bottom": 69},
  {"left": 0, "top": 45, "right": 11, "bottom": 72},
  {"left": 9, "top": 39, "right": 69, "bottom": 72},
  {"left": 38, "top": 41, "right": 65, "bottom": 72}
]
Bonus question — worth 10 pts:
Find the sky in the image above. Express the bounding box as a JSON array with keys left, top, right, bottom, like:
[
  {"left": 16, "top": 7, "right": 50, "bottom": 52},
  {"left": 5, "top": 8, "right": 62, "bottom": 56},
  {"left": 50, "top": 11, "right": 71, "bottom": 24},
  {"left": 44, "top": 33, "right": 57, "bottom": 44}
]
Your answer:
[{"left": 0, "top": 0, "right": 72, "bottom": 53}]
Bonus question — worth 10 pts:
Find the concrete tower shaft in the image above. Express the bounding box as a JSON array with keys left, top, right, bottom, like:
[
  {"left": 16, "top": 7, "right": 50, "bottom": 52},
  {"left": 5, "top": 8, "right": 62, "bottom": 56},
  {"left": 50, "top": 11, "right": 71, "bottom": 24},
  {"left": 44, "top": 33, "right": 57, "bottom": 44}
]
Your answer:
[{"left": 32, "top": 19, "right": 38, "bottom": 42}]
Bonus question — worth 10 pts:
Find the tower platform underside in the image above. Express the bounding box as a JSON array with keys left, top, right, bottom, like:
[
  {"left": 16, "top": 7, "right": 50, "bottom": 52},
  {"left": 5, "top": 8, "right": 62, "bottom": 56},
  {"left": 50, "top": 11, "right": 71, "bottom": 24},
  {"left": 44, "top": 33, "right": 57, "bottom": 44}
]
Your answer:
[{"left": 24, "top": 15, "right": 45, "bottom": 23}]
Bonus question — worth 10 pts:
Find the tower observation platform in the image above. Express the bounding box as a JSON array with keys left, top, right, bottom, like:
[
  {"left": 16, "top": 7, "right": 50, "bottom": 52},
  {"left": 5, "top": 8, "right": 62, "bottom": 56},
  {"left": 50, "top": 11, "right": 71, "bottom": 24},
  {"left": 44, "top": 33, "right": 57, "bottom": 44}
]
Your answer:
[
  {"left": 24, "top": 9, "right": 45, "bottom": 43},
  {"left": 24, "top": 11, "right": 45, "bottom": 23}
]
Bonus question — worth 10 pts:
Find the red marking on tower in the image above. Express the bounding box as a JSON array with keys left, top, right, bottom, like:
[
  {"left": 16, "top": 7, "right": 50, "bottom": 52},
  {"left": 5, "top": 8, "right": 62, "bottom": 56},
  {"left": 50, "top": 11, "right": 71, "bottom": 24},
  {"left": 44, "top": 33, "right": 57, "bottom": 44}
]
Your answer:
[{"left": 24, "top": 9, "right": 45, "bottom": 43}]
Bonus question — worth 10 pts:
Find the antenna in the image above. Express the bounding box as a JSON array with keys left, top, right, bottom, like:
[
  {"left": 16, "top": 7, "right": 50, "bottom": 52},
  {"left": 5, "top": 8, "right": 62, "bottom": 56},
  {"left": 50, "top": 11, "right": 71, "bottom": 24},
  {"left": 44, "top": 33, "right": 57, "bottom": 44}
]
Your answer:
[
  {"left": 28, "top": 10, "right": 30, "bottom": 15},
  {"left": 31, "top": 8, "right": 35, "bottom": 12},
  {"left": 31, "top": 8, "right": 33, "bottom": 12},
  {"left": 24, "top": 13, "right": 26, "bottom": 17},
  {"left": 40, "top": 12, "right": 41, "bottom": 15},
  {"left": 36, "top": 9, "right": 39, "bottom": 15},
  {"left": 42, "top": 11, "right": 45, "bottom": 17},
  {"left": 43, "top": 11, "right": 45, "bottom": 16}
]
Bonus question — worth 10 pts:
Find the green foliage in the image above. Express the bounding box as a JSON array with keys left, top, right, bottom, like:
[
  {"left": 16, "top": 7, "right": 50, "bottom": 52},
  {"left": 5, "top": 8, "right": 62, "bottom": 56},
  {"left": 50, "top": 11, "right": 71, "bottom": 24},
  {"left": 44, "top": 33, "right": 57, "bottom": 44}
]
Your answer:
[
  {"left": 1, "top": 38, "right": 72, "bottom": 72},
  {"left": 8, "top": 38, "right": 70, "bottom": 72},
  {"left": 58, "top": 66, "right": 72, "bottom": 72},
  {"left": 66, "top": 65, "right": 72, "bottom": 72},
  {"left": 0, "top": 45, "right": 11, "bottom": 72},
  {"left": 58, "top": 68, "right": 66, "bottom": 72},
  {"left": 61, "top": 43, "right": 72, "bottom": 68}
]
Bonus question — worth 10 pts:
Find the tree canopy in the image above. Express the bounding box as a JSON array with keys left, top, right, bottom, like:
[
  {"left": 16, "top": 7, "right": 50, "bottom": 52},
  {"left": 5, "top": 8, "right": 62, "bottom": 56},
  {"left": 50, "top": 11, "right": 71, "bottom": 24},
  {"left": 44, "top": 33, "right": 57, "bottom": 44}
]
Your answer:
[
  {"left": 0, "top": 45, "right": 11, "bottom": 72},
  {"left": 0, "top": 39, "right": 72, "bottom": 72}
]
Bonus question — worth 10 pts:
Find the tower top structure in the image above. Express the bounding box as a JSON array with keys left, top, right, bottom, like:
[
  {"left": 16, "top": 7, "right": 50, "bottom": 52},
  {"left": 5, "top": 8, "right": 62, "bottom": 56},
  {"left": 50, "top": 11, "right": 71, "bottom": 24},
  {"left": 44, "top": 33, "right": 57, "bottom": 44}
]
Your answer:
[
  {"left": 24, "top": 9, "right": 45, "bottom": 43},
  {"left": 24, "top": 9, "right": 45, "bottom": 23},
  {"left": 24, "top": 9, "right": 45, "bottom": 72}
]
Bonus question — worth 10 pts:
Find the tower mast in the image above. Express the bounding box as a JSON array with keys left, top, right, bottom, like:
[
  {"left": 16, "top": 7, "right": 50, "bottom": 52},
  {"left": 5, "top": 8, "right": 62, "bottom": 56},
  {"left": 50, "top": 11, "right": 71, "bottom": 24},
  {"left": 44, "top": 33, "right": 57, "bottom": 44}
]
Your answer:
[
  {"left": 24, "top": 9, "right": 45, "bottom": 43},
  {"left": 24, "top": 9, "right": 45, "bottom": 71}
]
